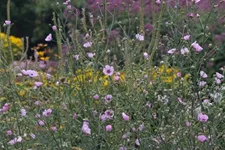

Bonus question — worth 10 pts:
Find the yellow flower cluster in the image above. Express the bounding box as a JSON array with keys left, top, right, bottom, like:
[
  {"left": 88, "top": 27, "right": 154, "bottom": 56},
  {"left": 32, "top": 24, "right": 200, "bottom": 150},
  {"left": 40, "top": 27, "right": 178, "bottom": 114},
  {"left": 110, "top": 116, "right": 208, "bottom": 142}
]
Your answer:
[
  {"left": 0, "top": 33, "right": 23, "bottom": 58},
  {"left": 151, "top": 65, "right": 189, "bottom": 83}
]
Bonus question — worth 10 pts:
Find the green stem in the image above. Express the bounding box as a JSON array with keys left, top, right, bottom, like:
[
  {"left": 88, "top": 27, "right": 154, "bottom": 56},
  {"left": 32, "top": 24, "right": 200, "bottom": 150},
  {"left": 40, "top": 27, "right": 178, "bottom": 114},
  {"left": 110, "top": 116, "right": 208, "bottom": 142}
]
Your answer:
[{"left": 149, "top": 1, "right": 165, "bottom": 66}]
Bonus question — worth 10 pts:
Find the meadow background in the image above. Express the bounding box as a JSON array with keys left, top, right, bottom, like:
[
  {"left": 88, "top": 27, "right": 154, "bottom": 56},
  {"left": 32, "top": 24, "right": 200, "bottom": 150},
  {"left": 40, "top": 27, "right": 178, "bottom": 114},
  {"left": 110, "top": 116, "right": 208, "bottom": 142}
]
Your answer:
[{"left": 1, "top": 0, "right": 225, "bottom": 149}]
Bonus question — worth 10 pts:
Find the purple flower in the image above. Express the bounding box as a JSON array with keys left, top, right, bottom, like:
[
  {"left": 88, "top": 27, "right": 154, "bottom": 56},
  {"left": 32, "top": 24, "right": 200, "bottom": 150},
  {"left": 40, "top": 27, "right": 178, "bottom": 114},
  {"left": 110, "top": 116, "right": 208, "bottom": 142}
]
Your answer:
[
  {"left": 45, "top": 34, "right": 52, "bottom": 42},
  {"left": 103, "top": 65, "right": 114, "bottom": 76},
  {"left": 42, "top": 109, "right": 52, "bottom": 117},
  {"left": 197, "top": 135, "right": 207, "bottom": 142},
  {"left": 198, "top": 113, "right": 208, "bottom": 122}
]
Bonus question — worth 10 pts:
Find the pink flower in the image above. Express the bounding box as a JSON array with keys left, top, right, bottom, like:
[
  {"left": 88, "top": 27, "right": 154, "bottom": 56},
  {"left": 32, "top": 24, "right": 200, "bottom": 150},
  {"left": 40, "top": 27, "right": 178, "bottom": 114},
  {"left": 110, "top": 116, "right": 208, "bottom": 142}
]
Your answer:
[
  {"left": 183, "top": 35, "right": 190, "bottom": 40},
  {"left": 122, "top": 112, "right": 130, "bottom": 121},
  {"left": 22, "top": 69, "right": 38, "bottom": 78},
  {"left": 42, "top": 108, "right": 52, "bottom": 117},
  {"left": 105, "top": 94, "right": 112, "bottom": 103},
  {"left": 45, "top": 34, "right": 52, "bottom": 42},
  {"left": 8, "top": 139, "right": 16, "bottom": 145},
  {"left": 199, "top": 81, "right": 206, "bottom": 87},
  {"left": 198, "top": 113, "right": 208, "bottom": 122},
  {"left": 20, "top": 108, "right": 27, "bottom": 117},
  {"left": 105, "top": 125, "right": 112, "bottom": 132},
  {"left": 5, "top": 20, "right": 11, "bottom": 25},
  {"left": 197, "top": 135, "right": 207, "bottom": 142},
  {"left": 73, "top": 113, "right": 78, "bottom": 119},
  {"left": 195, "top": 0, "right": 201, "bottom": 4},
  {"left": 138, "top": 123, "right": 144, "bottom": 131},
  {"left": 87, "top": 52, "right": 95, "bottom": 58},
  {"left": 200, "top": 71, "right": 207, "bottom": 78},
  {"left": 52, "top": 25, "right": 57, "bottom": 31},
  {"left": 103, "top": 65, "right": 114, "bottom": 76},
  {"left": 156, "top": 0, "right": 161, "bottom": 4},
  {"left": 185, "top": 121, "right": 191, "bottom": 127},
  {"left": 215, "top": 78, "right": 221, "bottom": 84},
  {"left": 50, "top": 126, "right": 57, "bottom": 131},
  {"left": 30, "top": 133, "right": 36, "bottom": 139},
  {"left": 135, "top": 139, "right": 141, "bottom": 146},
  {"left": 83, "top": 42, "right": 92, "bottom": 48},
  {"left": 143, "top": 52, "right": 149, "bottom": 59},
  {"left": 177, "top": 72, "right": 182, "bottom": 77},
  {"left": 168, "top": 48, "right": 176, "bottom": 54},
  {"left": 38, "top": 120, "right": 45, "bottom": 126},
  {"left": 2, "top": 103, "right": 9, "bottom": 112},
  {"left": 82, "top": 121, "right": 91, "bottom": 135},
  {"left": 6, "top": 130, "right": 12, "bottom": 136},
  {"left": 120, "top": 146, "right": 127, "bottom": 150},
  {"left": 73, "top": 55, "right": 79, "bottom": 60},
  {"left": 93, "top": 94, "right": 99, "bottom": 100},
  {"left": 135, "top": 34, "right": 144, "bottom": 41},
  {"left": 216, "top": 72, "right": 224, "bottom": 79},
  {"left": 180, "top": 47, "right": 189, "bottom": 55},
  {"left": 34, "top": 82, "right": 43, "bottom": 87},
  {"left": 192, "top": 41, "right": 203, "bottom": 52},
  {"left": 114, "top": 75, "right": 120, "bottom": 81}
]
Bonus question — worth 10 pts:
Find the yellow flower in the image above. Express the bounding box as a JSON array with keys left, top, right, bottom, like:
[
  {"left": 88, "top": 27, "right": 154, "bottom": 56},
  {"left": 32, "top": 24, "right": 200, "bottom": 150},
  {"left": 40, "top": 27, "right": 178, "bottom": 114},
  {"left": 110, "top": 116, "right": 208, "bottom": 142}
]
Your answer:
[{"left": 18, "top": 90, "right": 26, "bottom": 96}]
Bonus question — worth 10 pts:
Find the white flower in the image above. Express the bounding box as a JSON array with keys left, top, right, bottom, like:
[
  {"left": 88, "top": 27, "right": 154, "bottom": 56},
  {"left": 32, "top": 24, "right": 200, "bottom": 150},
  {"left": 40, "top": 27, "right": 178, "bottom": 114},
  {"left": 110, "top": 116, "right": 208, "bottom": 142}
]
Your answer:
[{"left": 135, "top": 34, "right": 144, "bottom": 41}]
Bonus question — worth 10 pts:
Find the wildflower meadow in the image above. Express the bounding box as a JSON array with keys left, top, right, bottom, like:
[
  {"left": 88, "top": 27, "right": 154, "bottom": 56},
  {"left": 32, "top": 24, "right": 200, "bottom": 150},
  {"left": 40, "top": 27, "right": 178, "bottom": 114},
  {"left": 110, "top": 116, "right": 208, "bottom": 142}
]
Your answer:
[{"left": 1, "top": 0, "right": 225, "bottom": 149}]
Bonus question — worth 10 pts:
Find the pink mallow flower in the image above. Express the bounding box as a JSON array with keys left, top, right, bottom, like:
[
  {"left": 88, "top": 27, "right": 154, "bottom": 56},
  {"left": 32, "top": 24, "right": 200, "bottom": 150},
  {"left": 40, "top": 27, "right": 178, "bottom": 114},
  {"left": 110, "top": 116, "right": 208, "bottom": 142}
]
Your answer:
[
  {"left": 105, "top": 124, "right": 112, "bottom": 132},
  {"left": 198, "top": 113, "right": 208, "bottom": 122},
  {"left": 2, "top": 103, "right": 9, "bottom": 112},
  {"left": 197, "top": 135, "right": 207, "bottom": 142},
  {"left": 135, "top": 34, "right": 144, "bottom": 41},
  {"left": 105, "top": 94, "right": 112, "bottom": 103},
  {"left": 200, "top": 71, "right": 207, "bottom": 78},
  {"left": 45, "top": 34, "right": 52, "bottom": 42},
  {"left": 5, "top": 20, "right": 11, "bottom": 25},
  {"left": 122, "top": 112, "right": 130, "bottom": 121},
  {"left": 183, "top": 35, "right": 190, "bottom": 40},
  {"left": 191, "top": 41, "right": 203, "bottom": 52},
  {"left": 103, "top": 65, "right": 114, "bottom": 76},
  {"left": 34, "top": 82, "right": 43, "bottom": 87},
  {"left": 52, "top": 25, "right": 57, "bottom": 31},
  {"left": 83, "top": 42, "right": 92, "bottom": 48},
  {"left": 216, "top": 72, "right": 224, "bottom": 79},
  {"left": 20, "top": 108, "right": 27, "bottom": 117},
  {"left": 42, "top": 109, "right": 52, "bottom": 117},
  {"left": 82, "top": 121, "right": 91, "bottom": 135},
  {"left": 38, "top": 120, "right": 45, "bottom": 126}
]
